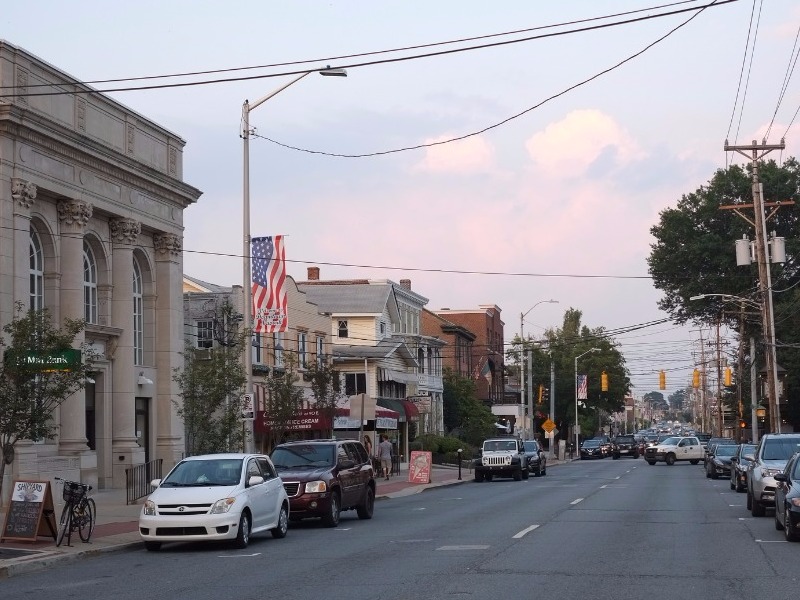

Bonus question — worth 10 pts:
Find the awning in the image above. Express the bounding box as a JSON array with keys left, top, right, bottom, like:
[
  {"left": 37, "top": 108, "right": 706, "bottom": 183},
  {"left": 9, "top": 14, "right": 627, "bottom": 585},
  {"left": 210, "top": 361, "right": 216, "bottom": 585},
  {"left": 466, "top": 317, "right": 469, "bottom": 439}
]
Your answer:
[
  {"left": 378, "top": 368, "right": 418, "bottom": 384},
  {"left": 377, "top": 398, "right": 420, "bottom": 422},
  {"left": 400, "top": 400, "right": 420, "bottom": 422}
]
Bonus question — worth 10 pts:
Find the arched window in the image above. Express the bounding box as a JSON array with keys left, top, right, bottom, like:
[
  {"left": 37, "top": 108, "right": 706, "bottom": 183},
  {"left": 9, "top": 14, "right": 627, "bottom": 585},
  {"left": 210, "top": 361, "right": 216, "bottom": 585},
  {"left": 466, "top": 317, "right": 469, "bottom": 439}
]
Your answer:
[
  {"left": 29, "top": 228, "right": 44, "bottom": 311},
  {"left": 83, "top": 241, "right": 98, "bottom": 323},
  {"left": 133, "top": 258, "right": 144, "bottom": 365}
]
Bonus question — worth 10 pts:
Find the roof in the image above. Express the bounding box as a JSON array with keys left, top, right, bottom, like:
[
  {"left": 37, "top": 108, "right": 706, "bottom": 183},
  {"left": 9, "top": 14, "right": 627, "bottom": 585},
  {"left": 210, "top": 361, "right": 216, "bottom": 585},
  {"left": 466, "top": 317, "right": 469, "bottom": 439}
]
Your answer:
[
  {"left": 183, "top": 275, "right": 232, "bottom": 294},
  {"left": 333, "top": 338, "right": 417, "bottom": 363},
  {"left": 298, "top": 283, "right": 399, "bottom": 319}
]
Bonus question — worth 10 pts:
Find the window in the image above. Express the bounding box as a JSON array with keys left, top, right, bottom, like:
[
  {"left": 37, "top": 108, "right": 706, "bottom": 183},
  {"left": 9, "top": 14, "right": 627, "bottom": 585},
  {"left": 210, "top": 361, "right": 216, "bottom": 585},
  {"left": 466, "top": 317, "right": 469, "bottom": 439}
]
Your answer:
[
  {"left": 196, "top": 320, "right": 214, "bottom": 349},
  {"left": 379, "top": 321, "right": 386, "bottom": 335},
  {"left": 417, "top": 348, "right": 425, "bottom": 373},
  {"left": 338, "top": 320, "right": 348, "bottom": 338},
  {"left": 345, "top": 373, "right": 366, "bottom": 396},
  {"left": 298, "top": 332, "right": 308, "bottom": 368},
  {"left": 29, "top": 229, "right": 43, "bottom": 311},
  {"left": 273, "top": 332, "right": 284, "bottom": 368},
  {"left": 252, "top": 332, "right": 262, "bottom": 364},
  {"left": 133, "top": 258, "right": 143, "bottom": 365},
  {"left": 316, "top": 336, "right": 325, "bottom": 366},
  {"left": 83, "top": 240, "right": 98, "bottom": 324}
]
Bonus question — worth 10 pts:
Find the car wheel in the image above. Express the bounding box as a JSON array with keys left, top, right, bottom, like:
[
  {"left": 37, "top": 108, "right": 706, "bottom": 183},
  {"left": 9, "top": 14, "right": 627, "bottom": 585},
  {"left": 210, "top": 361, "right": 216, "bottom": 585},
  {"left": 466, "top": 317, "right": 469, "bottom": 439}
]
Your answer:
[
  {"left": 633, "top": 452, "right": 640, "bottom": 459},
  {"left": 710, "top": 471, "right": 718, "bottom": 480},
  {"left": 776, "top": 505, "right": 785, "bottom": 531},
  {"left": 542, "top": 463, "right": 547, "bottom": 476},
  {"left": 613, "top": 454, "right": 619, "bottom": 460},
  {"left": 234, "top": 511, "right": 251, "bottom": 549},
  {"left": 144, "top": 541, "right": 162, "bottom": 552},
  {"left": 705, "top": 469, "right": 711, "bottom": 479},
  {"left": 735, "top": 476, "right": 745, "bottom": 493},
  {"left": 533, "top": 464, "right": 542, "bottom": 478},
  {"left": 271, "top": 504, "right": 289, "bottom": 538},
  {"left": 646, "top": 460, "right": 656, "bottom": 466},
  {"left": 690, "top": 460, "right": 699, "bottom": 465},
  {"left": 746, "top": 490, "right": 753, "bottom": 510},
  {"left": 665, "top": 454, "right": 676, "bottom": 466},
  {"left": 356, "top": 486, "right": 375, "bottom": 519},
  {"left": 522, "top": 468, "right": 529, "bottom": 480},
  {"left": 785, "top": 511, "right": 799, "bottom": 542},
  {"left": 513, "top": 468, "right": 522, "bottom": 481},
  {"left": 730, "top": 477, "right": 735, "bottom": 491},
  {"left": 485, "top": 474, "right": 493, "bottom": 482},
  {"left": 474, "top": 471, "right": 484, "bottom": 482},
  {"left": 751, "top": 497, "right": 766, "bottom": 517},
  {"left": 322, "top": 491, "right": 341, "bottom": 527}
]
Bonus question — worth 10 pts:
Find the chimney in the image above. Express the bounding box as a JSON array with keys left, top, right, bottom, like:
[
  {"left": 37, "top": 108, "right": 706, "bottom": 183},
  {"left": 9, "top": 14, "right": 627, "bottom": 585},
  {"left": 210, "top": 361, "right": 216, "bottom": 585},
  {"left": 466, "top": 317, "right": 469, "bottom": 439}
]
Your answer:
[
  {"left": 307, "top": 266, "right": 320, "bottom": 281},
  {"left": 399, "top": 279, "right": 411, "bottom": 290}
]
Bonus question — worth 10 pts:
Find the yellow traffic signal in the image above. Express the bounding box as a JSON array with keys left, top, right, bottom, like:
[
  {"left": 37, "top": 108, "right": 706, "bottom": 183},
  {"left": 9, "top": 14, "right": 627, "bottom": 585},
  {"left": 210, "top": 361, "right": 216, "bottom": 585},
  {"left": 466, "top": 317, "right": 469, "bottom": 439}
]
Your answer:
[
  {"left": 659, "top": 370, "right": 666, "bottom": 390},
  {"left": 724, "top": 367, "right": 732, "bottom": 387},
  {"left": 739, "top": 419, "right": 747, "bottom": 428},
  {"left": 692, "top": 368, "right": 700, "bottom": 388},
  {"left": 601, "top": 371, "right": 609, "bottom": 392},
  {"left": 537, "top": 384, "right": 544, "bottom": 404}
]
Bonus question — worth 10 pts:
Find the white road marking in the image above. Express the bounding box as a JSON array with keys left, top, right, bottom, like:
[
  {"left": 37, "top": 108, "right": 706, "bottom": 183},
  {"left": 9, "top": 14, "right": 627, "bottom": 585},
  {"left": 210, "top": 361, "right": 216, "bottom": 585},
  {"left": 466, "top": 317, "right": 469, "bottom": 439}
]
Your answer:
[
  {"left": 600, "top": 485, "right": 608, "bottom": 489},
  {"left": 437, "top": 545, "right": 490, "bottom": 551},
  {"left": 336, "top": 528, "right": 352, "bottom": 531},
  {"left": 615, "top": 476, "right": 621, "bottom": 480},
  {"left": 571, "top": 498, "right": 584, "bottom": 505},
  {"left": 755, "top": 540, "right": 787, "bottom": 543},
  {"left": 729, "top": 505, "right": 743, "bottom": 507},
  {"left": 218, "top": 553, "right": 261, "bottom": 558},
  {"left": 513, "top": 524, "right": 540, "bottom": 539},
  {"left": 414, "top": 507, "right": 426, "bottom": 511}
]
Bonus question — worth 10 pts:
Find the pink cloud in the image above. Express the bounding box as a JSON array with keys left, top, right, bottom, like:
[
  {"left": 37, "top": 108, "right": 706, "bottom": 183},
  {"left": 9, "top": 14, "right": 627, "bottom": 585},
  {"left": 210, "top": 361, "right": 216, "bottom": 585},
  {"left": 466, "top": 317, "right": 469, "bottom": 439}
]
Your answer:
[{"left": 414, "top": 135, "right": 496, "bottom": 173}]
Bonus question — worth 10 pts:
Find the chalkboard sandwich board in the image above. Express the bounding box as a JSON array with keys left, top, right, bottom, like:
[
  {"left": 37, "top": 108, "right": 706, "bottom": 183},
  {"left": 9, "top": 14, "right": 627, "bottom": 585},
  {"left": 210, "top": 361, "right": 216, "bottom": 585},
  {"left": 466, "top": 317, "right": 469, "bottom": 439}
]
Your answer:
[{"left": 1, "top": 480, "right": 57, "bottom": 542}]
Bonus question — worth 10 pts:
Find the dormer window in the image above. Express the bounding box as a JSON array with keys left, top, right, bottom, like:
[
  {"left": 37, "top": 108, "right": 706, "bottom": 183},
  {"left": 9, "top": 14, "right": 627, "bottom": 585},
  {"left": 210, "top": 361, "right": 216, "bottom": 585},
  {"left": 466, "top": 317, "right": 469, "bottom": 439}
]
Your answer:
[
  {"left": 338, "top": 320, "right": 348, "bottom": 338},
  {"left": 380, "top": 321, "right": 386, "bottom": 335}
]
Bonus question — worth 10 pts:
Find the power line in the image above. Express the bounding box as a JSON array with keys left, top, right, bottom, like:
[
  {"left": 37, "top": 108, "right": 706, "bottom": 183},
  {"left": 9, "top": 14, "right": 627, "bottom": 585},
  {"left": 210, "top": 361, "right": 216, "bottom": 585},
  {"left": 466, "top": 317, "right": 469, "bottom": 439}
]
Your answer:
[{"left": 765, "top": 21, "right": 800, "bottom": 140}]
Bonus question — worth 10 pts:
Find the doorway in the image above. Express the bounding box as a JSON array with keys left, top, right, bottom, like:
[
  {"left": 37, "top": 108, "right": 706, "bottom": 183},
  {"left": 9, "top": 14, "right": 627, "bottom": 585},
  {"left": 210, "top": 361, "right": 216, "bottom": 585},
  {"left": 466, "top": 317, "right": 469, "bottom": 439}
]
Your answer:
[{"left": 135, "top": 397, "right": 150, "bottom": 464}]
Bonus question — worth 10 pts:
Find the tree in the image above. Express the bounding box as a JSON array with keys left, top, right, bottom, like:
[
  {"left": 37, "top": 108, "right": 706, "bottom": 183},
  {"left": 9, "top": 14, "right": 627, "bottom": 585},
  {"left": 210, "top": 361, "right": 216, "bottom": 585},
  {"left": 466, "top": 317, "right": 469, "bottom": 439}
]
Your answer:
[
  {"left": 442, "top": 368, "right": 495, "bottom": 445},
  {"left": 0, "top": 304, "right": 96, "bottom": 501},
  {"left": 304, "top": 359, "right": 344, "bottom": 438},
  {"left": 260, "top": 356, "right": 305, "bottom": 451},
  {"left": 173, "top": 333, "right": 247, "bottom": 456}
]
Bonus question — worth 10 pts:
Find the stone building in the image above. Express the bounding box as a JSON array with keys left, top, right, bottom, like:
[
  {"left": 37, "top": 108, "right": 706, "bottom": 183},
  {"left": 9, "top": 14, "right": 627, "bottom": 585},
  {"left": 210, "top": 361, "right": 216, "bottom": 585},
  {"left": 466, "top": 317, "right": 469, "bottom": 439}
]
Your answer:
[{"left": 0, "top": 41, "right": 201, "bottom": 501}]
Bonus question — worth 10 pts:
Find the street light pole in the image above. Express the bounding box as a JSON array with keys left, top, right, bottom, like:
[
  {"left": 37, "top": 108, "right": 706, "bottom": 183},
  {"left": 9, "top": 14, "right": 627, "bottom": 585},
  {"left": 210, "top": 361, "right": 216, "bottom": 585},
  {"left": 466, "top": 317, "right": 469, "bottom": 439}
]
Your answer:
[
  {"left": 574, "top": 348, "right": 600, "bottom": 456},
  {"left": 519, "top": 300, "right": 558, "bottom": 439},
  {"left": 241, "top": 67, "right": 346, "bottom": 452}
]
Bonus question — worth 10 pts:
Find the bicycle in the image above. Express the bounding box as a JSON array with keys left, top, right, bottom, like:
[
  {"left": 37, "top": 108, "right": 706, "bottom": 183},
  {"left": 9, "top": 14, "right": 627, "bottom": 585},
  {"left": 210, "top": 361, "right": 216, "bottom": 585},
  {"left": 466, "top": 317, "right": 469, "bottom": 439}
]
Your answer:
[{"left": 54, "top": 477, "right": 96, "bottom": 547}]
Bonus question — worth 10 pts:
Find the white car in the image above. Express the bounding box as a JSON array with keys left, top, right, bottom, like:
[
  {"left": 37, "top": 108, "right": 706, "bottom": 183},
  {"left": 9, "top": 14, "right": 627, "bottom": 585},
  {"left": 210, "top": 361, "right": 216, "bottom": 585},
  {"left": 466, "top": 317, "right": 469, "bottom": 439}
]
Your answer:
[{"left": 139, "top": 453, "right": 289, "bottom": 551}]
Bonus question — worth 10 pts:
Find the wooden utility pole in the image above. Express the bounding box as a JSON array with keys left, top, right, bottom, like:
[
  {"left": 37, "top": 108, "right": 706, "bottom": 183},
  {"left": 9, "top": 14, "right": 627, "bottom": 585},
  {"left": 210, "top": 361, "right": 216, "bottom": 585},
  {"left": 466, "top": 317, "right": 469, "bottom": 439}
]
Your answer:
[{"left": 722, "top": 139, "right": 788, "bottom": 433}]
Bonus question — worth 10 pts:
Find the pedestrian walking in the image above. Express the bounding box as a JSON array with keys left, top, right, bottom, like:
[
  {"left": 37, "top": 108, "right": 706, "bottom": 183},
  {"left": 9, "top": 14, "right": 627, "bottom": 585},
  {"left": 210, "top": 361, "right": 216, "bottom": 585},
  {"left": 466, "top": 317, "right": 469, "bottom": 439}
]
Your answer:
[{"left": 377, "top": 434, "right": 393, "bottom": 480}]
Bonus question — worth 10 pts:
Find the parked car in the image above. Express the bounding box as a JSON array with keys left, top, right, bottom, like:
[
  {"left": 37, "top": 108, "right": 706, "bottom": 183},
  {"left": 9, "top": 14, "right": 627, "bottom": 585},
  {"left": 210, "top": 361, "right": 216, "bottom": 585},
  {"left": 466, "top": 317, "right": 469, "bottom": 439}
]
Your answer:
[
  {"left": 473, "top": 436, "right": 529, "bottom": 481},
  {"left": 522, "top": 440, "right": 547, "bottom": 477},
  {"left": 730, "top": 443, "right": 757, "bottom": 493},
  {"left": 774, "top": 451, "right": 800, "bottom": 541},
  {"left": 592, "top": 436, "right": 613, "bottom": 457},
  {"left": 747, "top": 433, "right": 800, "bottom": 517},
  {"left": 611, "top": 435, "right": 640, "bottom": 459},
  {"left": 580, "top": 439, "right": 605, "bottom": 460},
  {"left": 270, "top": 439, "right": 375, "bottom": 527},
  {"left": 704, "top": 437, "right": 737, "bottom": 468},
  {"left": 705, "top": 443, "right": 737, "bottom": 479},
  {"left": 139, "top": 453, "right": 289, "bottom": 551}
]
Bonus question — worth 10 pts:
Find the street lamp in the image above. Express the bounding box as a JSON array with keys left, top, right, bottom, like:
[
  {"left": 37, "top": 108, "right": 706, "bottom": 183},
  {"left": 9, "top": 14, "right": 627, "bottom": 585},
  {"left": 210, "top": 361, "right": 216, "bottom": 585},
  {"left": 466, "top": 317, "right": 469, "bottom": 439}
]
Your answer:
[
  {"left": 241, "top": 67, "right": 347, "bottom": 452},
  {"left": 519, "top": 300, "right": 558, "bottom": 439},
  {"left": 574, "top": 348, "right": 600, "bottom": 456}
]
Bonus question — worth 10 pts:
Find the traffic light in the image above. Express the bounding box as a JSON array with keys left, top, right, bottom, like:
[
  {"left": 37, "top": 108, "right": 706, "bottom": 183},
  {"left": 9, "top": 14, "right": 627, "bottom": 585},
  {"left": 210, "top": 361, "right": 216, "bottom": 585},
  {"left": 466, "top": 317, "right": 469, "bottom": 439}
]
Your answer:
[
  {"left": 601, "top": 371, "right": 609, "bottom": 392},
  {"left": 724, "top": 367, "right": 732, "bottom": 387},
  {"left": 537, "top": 384, "right": 544, "bottom": 404},
  {"left": 692, "top": 368, "right": 700, "bottom": 388},
  {"left": 659, "top": 370, "right": 666, "bottom": 390},
  {"left": 739, "top": 419, "right": 747, "bottom": 429}
]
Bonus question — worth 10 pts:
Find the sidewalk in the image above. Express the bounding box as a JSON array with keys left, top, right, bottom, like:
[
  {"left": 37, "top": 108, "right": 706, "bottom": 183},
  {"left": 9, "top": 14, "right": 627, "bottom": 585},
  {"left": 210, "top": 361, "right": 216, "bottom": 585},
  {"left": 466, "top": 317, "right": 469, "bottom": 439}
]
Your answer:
[{"left": 0, "top": 462, "right": 486, "bottom": 579}]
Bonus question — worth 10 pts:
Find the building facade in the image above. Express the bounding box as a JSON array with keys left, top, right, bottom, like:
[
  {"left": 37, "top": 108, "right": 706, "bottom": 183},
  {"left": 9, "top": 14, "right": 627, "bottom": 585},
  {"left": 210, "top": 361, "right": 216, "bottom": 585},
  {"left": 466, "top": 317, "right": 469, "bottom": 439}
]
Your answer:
[{"left": 0, "top": 42, "right": 201, "bottom": 501}]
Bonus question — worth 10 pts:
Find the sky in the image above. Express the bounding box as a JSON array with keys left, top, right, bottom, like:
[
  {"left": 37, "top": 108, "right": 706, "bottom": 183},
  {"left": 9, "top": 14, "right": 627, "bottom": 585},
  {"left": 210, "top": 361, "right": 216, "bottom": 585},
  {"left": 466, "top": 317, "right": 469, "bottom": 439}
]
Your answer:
[{"left": 3, "top": 0, "right": 800, "bottom": 403}]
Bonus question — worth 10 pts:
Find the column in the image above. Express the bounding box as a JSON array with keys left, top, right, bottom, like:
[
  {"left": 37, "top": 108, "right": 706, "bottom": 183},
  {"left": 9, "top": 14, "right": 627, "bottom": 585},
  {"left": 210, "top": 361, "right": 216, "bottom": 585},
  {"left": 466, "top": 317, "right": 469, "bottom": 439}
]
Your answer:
[
  {"left": 110, "top": 218, "right": 145, "bottom": 485},
  {"left": 153, "top": 232, "right": 185, "bottom": 467},
  {"left": 57, "top": 199, "right": 92, "bottom": 453},
  {"left": 11, "top": 178, "right": 37, "bottom": 308}
]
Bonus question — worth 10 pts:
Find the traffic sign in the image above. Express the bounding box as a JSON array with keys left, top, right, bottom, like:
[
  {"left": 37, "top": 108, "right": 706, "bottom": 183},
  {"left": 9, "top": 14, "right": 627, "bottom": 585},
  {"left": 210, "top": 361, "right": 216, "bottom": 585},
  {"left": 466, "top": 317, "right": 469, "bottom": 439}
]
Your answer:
[
  {"left": 541, "top": 419, "right": 556, "bottom": 433},
  {"left": 241, "top": 393, "right": 254, "bottom": 420}
]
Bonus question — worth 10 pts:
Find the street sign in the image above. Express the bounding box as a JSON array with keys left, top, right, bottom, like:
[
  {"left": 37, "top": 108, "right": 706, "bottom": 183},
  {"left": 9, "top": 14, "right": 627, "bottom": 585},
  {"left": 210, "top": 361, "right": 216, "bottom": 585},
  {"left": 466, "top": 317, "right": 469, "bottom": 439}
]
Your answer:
[
  {"left": 541, "top": 419, "right": 556, "bottom": 433},
  {"left": 241, "top": 393, "right": 254, "bottom": 420}
]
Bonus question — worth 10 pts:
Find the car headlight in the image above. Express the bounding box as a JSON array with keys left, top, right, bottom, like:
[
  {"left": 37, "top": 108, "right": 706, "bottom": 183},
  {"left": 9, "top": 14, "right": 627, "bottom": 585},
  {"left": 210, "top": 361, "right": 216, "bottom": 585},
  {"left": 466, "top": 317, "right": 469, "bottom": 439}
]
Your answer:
[
  {"left": 210, "top": 498, "right": 236, "bottom": 514},
  {"left": 761, "top": 468, "right": 782, "bottom": 478},
  {"left": 305, "top": 481, "right": 327, "bottom": 493},
  {"left": 143, "top": 500, "right": 156, "bottom": 516}
]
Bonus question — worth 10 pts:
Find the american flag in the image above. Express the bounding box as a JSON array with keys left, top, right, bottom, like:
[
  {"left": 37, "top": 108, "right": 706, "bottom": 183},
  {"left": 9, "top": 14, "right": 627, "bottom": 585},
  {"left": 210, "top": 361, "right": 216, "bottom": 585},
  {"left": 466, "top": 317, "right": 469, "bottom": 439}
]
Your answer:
[
  {"left": 577, "top": 374, "right": 588, "bottom": 400},
  {"left": 251, "top": 235, "right": 287, "bottom": 333}
]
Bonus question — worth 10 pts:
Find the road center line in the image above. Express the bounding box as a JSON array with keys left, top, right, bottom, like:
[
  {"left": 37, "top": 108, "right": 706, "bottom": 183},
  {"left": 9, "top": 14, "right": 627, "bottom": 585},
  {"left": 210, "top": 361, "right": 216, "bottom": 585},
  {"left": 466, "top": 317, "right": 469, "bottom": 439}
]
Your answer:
[
  {"left": 513, "top": 524, "right": 540, "bottom": 539},
  {"left": 600, "top": 484, "right": 608, "bottom": 489},
  {"left": 570, "top": 498, "right": 584, "bottom": 505}
]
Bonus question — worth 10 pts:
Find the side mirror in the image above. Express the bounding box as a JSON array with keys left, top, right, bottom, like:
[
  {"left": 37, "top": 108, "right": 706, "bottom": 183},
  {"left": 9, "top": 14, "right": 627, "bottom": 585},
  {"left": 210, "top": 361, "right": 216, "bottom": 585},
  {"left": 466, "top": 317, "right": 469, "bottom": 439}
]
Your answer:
[
  {"left": 247, "top": 475, "right": 265, "bottom": 487},
  {"left": 743, "top": 454, "right": 755, "bottom": 462},
  {"left": 338, "top": 459, "right": 356, "bottom": 470},
  {"left": 150, "top": 478, "right": 162, "bottom": 489},
  {"left": 774, "top": 473, "right": 787, "bottom": 483}
]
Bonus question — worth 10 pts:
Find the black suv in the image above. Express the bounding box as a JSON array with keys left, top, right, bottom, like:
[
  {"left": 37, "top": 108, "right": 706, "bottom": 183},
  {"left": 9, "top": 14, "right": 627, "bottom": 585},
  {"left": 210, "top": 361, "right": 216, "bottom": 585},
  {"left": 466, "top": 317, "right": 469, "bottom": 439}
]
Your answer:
[
  {"left": 522, "top": 440, "right": 548, "bottom": 476},
  {"left": 270, "top": 439, "right": 375, "bottom": 527},
  {"left": 612, "top": 435, "right": 640, "bottom": 459}
]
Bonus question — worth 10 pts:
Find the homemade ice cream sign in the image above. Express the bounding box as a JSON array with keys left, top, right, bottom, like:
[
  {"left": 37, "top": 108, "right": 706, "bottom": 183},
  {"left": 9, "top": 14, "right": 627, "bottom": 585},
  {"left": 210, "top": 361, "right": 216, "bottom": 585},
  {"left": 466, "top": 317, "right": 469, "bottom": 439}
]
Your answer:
[{"left": 1, "top": 480, "right": 57, "bottom": 542}]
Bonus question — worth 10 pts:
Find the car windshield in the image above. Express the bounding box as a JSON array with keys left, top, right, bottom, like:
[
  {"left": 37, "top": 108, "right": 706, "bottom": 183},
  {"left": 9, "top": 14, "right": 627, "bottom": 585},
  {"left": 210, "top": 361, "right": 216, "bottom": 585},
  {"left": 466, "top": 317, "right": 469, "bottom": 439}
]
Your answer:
[
  {"left": 523, "top": 441, "right": 539, "bottom": 452},
  {"left": 485, "top": 440, "right": 517, "bottom": 452},
  {"left": 762, "top": 438, "right": 800, "bottom": 461},
  {"left": 271, "top": 444, "right": 336, "bottom": 469},
  {"left": 582, "top": 440, "right": 600, "bottom": 448},
  {"left": 661, "top": 437, "right": 680, "bottom": 445},
  {"left": 161, "top": 458, "right": 243, "bottom": 487},
  {"left": 714, "top": 445, "right": 737, "bottom": 457},
  {"left": 616, "top": 437, "right": 635, "bottom": 443},
  {"left": 739, "top": 444, "right": 756, "bottom": 457}
]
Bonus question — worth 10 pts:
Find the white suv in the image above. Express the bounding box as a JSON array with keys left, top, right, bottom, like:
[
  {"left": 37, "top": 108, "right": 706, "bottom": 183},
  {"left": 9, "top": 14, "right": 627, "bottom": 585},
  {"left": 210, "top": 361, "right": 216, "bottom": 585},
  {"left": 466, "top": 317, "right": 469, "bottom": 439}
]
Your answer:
[{"left": 747, "top": 434, "right": 800, "bottom": 517}]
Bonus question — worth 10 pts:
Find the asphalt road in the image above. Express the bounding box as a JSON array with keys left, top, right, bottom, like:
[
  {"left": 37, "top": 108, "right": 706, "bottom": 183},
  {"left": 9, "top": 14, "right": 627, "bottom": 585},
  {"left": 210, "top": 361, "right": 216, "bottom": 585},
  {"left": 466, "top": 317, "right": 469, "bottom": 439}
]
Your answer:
[{"left": 1, "top": 459, "right": 797, "bottom": 600}]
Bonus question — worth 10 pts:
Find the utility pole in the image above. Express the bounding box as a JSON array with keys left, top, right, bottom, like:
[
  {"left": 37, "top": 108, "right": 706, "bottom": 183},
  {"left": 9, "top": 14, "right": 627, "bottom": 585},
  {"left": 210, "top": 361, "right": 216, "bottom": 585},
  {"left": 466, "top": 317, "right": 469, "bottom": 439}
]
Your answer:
[
  {"left": 716, "top": 318, "right": 723, "bottom": 437},
  {"left": 527, "top": 348, "right": 534, "bottom": 441},
  {"left": 723, "top": 139, "right": 788, "bottom": 433}
]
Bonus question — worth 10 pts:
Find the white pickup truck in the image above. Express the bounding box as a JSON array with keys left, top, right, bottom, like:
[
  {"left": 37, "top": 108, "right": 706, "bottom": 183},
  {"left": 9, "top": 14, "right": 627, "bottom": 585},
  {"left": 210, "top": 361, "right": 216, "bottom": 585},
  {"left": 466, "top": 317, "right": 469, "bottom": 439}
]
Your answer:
[{"left": 644, "top": 436, "right": 704, "bottom": 466}]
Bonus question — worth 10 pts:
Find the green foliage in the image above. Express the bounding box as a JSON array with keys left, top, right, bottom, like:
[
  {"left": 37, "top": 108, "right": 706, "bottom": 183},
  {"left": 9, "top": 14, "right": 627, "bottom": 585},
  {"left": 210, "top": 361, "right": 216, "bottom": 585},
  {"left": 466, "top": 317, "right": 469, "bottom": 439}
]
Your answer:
[
  {"left": 260, "top": 356, "right": 305, "bottom": 451},
  {"left": 303, "top": 359, "right": 343, "bottom": 438},
  {"left": 173, "top": 335, "right": 246, "bottom": 456},
  {"left": 0, "top": 304, "right": 96, "bottom": 499},
  {"left": 442, "top": 368, "right": 495, "bottom": 445}
]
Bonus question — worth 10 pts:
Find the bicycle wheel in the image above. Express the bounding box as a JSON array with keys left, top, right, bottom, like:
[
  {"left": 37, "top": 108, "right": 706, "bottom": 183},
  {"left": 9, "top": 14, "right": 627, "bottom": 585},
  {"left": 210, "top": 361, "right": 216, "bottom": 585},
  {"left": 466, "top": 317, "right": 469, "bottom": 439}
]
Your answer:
[
  {"left": 56, "top": 503, "right": 72, "bottom": 547},
  {"left": 78, "top": 497, "right": 96, "bottom": 542}
]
